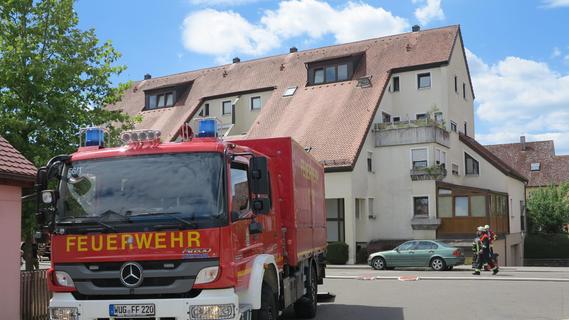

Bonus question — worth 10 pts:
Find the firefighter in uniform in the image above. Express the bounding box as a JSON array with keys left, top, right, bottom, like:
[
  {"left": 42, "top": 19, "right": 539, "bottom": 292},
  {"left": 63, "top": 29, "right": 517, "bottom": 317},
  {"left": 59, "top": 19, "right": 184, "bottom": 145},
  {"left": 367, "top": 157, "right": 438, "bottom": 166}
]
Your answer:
[
  {"left": 471, "top": 227, "right": 483, "bottom": 269},
  {"left": 473, "top": 227, "right": 499, "bottom": 275}
]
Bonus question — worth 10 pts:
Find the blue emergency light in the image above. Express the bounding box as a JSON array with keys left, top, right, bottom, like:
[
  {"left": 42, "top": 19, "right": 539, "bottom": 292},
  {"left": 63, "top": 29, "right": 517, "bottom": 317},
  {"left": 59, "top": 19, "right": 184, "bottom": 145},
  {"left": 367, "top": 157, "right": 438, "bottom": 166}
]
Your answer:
[
  {"left": 85, "top": 127, "right": 105, "bottom": 146},
  {"left": 197, "top": 119, "right": 218, "bottom": 138}
]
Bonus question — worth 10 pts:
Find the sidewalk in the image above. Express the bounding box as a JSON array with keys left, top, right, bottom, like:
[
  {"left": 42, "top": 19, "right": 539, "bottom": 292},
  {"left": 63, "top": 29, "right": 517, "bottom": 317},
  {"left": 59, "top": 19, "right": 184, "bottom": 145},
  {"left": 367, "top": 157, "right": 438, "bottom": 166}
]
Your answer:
[{"left": 326, "top": 264, "right": 569, "bottom": 272}]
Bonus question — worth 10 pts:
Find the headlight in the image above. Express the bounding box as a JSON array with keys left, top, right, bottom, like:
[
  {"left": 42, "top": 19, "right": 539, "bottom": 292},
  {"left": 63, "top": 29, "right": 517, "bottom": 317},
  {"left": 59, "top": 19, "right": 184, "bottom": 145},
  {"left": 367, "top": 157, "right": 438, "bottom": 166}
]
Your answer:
[
  {"left": 190, "top": 304, "right": 235, "bottom": 319},
  {"left": 49, "top": 307, "right": 78, "bottom": 320},
  {"left": 55, "top": 271, "right": 75, "bottom": 288},
  {"left": 195, "top": 266, "right": 219, "bottom": 284}
]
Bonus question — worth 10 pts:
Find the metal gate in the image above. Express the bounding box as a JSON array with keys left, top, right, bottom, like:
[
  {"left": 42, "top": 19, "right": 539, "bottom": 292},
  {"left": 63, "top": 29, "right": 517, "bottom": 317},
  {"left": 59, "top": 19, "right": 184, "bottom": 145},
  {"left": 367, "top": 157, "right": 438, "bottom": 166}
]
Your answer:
[{"left": 20, "top": 270, "right": 51, "bottom": 320}]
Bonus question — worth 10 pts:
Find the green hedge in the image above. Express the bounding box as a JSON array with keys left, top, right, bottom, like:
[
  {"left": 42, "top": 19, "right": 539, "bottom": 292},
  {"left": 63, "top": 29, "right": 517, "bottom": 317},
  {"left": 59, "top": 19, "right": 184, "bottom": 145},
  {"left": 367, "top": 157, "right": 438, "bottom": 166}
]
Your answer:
[
  {"left": 326, "top": 242, "right": 349, "bottom": 264},
  {"left": 524, "top": 233, "right": 569, "bottom": 259}
]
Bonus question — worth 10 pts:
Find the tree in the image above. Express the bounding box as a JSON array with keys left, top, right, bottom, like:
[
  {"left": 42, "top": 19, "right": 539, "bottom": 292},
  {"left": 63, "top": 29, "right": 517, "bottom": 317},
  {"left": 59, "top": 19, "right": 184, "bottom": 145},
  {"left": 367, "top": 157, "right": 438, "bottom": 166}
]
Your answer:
[
  {"left": 526, "top": 182, "right": 569, "bottom": 233},
  {"left": 0, "top": 0, "right": 135, "bottom": 270}
]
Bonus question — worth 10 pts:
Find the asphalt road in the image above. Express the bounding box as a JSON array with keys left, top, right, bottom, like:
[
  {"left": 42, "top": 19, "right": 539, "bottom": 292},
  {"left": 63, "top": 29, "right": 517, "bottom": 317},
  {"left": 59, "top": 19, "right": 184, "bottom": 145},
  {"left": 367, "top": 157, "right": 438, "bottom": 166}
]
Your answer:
[{"left": 284, "top": 266, "right": 569, "bottom": 320}]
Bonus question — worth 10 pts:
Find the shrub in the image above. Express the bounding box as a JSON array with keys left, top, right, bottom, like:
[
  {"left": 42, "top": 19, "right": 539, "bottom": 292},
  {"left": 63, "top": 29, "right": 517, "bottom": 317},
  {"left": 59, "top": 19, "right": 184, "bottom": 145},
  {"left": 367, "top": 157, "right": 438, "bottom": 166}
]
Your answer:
[
  {"left": 326, "top": 242, "right": 349, "bottom": 264},
  {"left": 356, "top": 244, "right": 369, "bottom": 264},
  {"left": 525, "top": 233, "right": 569, "bottom": 259}
]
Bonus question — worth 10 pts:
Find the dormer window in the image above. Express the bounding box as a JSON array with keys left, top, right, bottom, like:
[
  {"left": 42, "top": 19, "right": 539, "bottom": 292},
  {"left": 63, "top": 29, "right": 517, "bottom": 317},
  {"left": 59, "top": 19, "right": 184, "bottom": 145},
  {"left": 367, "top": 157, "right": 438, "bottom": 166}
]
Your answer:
[
  {"left": 307, "top": 53, "right": 363, "bottom": 85},
  {"left": 144, "top": 82, "right": 191, "bottom": 110}
]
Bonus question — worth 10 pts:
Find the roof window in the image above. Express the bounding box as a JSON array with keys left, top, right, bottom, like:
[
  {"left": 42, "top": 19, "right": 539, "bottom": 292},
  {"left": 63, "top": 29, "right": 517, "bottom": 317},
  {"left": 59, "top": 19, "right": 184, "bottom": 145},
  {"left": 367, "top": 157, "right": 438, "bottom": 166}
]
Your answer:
[
  {"left": 144, "top": 83, "right": 191, "bottom": 110},
  {"left": 306, "top": 53, "right": 363, "bottom": 85},
  {"left": 530, "top": 163, "right": 540, "bottom": 171},
  {"left": 283, "top": 86, "right": 297, "bottom": 97}
]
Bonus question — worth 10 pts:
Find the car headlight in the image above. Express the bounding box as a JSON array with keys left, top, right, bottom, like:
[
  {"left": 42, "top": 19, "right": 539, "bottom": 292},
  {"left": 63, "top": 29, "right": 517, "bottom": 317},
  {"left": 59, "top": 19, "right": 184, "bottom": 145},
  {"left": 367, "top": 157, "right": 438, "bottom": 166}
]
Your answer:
[
  {"left": 55, "top": 271, "right": 75, "bottom": 288},
  {"left": 49, "top": 307, "right": 78, "bottom": 320},
  {"left": 190, "top": 304, "right": 235, "bottom": 319},
  {"left": 195, "top": 266, "right": 219, "bottom": 284}
]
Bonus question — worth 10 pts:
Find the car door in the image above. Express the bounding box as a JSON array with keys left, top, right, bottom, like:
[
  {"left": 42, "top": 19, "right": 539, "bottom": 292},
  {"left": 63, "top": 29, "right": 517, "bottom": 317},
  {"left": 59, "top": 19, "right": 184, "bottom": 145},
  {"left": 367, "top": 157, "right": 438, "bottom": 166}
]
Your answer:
[
  {"left": 413, "top": 241, "right": 438, "bottom": 266},
  {"left": 391, "top": 241, "right": 418, "bottom": 266}
]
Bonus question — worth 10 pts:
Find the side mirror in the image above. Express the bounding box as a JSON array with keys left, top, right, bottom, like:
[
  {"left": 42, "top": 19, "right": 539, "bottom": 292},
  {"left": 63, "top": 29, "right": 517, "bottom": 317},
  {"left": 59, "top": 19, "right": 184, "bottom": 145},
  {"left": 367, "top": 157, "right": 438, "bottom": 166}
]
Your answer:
[
  {"left": 249, "top": 220, "right": 263, "bottom": 234},
  {"left": 36, "top": 167, "right": 48, "bottom": 191},
  {"left": 252, "top": 198, "right": 270, "bottom": 215},
  {"left": 250, "top": 157, "right": 270, "bottom": 195},
  {"left": 395, "top": 248, "right": 400, "bottom": 253}
]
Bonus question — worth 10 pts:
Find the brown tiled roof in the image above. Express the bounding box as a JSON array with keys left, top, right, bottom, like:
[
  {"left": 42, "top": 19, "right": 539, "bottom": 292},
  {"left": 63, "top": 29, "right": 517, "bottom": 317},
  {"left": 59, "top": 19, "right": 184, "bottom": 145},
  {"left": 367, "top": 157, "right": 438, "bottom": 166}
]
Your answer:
[
  {"left": 111, "top": 26, "right": 462, "bottom": 170},
  {"left": 0, "top": 135, "right": 36, "bottom": 182},
  {"left": 459, "top": 133, "right": 527, "bottom": 182},
  {"left": 485, "top": 140, "right": 569, "bottom": 187}
]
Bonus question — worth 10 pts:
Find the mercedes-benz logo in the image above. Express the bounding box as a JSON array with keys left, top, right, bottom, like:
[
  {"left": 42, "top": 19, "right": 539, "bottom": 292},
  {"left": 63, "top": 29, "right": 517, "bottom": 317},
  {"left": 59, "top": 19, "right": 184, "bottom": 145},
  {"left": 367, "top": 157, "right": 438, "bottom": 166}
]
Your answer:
[{"left": 120, "top": 262, "right": 143, "bottom": 288}]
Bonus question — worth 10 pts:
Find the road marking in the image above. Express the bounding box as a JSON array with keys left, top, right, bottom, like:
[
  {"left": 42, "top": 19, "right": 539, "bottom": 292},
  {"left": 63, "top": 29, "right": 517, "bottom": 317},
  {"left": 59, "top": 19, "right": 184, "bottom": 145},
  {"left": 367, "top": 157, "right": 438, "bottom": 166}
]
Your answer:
[{"left": 398, "top": 275, "right": 419, "bottom": 281}]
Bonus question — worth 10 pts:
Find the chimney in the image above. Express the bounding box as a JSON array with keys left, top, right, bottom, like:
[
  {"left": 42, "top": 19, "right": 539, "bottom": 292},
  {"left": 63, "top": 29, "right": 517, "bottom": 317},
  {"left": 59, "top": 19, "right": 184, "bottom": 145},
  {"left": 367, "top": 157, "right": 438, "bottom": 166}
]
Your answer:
[
  {"left": 232, "top": 57, "right": 240, "bottom": 63},
  {"left": 289, "top": 47, "right": 298, "bottom": 53},
  {"left": 144, "top": 73, "right": 152, "bottom": 80},
  {"left": 412, "top": 25, "right": 421, "bottom": 32},
  {"left": 520, "top": 136, "right": 527, "bottom": 151}
]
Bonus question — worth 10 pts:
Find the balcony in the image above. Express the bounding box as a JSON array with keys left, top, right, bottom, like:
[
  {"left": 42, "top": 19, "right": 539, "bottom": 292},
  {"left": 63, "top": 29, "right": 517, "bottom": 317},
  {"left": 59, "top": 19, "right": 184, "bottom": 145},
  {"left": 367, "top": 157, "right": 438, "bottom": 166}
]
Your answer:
[
  {"left": 410, "top": 165, "right": 447, "bottom": 181},
  {"left": 374, "top": 120, "right": 450, "bottom": 148}
]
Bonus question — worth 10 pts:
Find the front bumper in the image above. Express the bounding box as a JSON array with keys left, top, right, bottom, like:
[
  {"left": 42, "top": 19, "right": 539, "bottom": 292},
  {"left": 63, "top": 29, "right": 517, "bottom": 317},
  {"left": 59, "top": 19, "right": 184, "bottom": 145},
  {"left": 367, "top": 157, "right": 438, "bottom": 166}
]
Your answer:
[{"left": 49, "top": 288, "right": 241, "bottom": 320}]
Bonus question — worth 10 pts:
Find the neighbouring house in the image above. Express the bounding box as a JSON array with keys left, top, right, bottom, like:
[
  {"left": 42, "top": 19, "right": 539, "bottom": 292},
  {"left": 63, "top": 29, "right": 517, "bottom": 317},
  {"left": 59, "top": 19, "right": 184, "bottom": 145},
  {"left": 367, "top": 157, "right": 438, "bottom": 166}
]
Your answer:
[
  {"left": 485, "top": 136, "right": 569, "bottom": 194},
  {"left": 0, "top": 135, "right": 36, "bottom": 319},
  {"left": 109, "top": 25, "right": 527, "bottom": 265}
]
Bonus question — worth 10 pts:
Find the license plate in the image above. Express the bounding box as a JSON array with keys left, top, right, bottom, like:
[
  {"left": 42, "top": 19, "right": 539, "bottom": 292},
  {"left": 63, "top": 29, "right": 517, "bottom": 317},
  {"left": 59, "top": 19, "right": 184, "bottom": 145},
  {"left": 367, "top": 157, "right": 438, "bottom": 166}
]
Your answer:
[{"left": 109, "top": 304, "right": 155, "bottom": 317}]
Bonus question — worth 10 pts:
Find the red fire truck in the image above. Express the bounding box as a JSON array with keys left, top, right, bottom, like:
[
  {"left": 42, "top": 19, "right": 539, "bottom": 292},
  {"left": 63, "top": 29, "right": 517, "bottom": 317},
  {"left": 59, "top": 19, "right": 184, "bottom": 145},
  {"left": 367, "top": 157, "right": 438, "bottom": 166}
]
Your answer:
[{"left": 36, "top": 121, "right": 327, "bottom": 320}]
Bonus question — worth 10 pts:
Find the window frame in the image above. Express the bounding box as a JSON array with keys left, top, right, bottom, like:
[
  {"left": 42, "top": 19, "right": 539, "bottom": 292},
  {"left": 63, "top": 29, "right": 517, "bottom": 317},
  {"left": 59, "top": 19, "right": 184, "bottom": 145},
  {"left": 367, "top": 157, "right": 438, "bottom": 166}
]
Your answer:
[
  {"left": 230, "top": 161, "right": 251, "bottom": 219},
  {"left": 451, "top": 163, "right": 460, "bottom": 176},
  {"left": 417, "top": 72, "right": 431, "bottom": 89},
  {"left": 435, "top": 148, "right": 447, "bottom": 167},
  {"left": 413, "top": 195, "right": 430, "bottom": 217},
  {"left": 198, "top": 103, "right": 210, "bottom": 117},
  {"left": 450, "top": 121, "right": 457, "bottom": 132},
  {"left": 326, "top": 199, "right": 345, "bottom": 242},
  {"left": 250, "top": 96, "right": 261, "bottom": 110},
  {"left": 416, "top": 113, "right": 428, "bottom": 121},
  {"left": 410, "top": 147, "right": 429, "bottom": 170},
  {"left": 464, "top": 152, "right": 480, "bottom": 176},
  {"left": 313, "top": 68, "right": 325, "bottom": 84},
  {"left": 463, "top": 82, "right": 466, "bottom": 99},
  {"left": 145, "top": 89, "right": 177, "bottom": 110},
  {"left": 454, "top": 75, "right": 458, "bottom": 93},
  {"left": 392, "top": 76, "right": 400, "bottom": 92},
  {"left": 222, "top": 100, "right": 232, "bottom": 115},
  {"left": 367, "top": 151, "right": 374, "bottom": 173}
]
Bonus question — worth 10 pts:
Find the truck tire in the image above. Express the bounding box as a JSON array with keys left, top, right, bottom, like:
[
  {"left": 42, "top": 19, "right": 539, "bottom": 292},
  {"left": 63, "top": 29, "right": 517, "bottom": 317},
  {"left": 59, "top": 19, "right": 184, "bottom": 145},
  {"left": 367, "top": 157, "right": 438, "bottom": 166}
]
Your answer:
[
  {"left": 252, "top": 284, "right": 277, "bottom": 320},
  {"left": 294, "top": 265, "right": 317, "bottom": 318}
]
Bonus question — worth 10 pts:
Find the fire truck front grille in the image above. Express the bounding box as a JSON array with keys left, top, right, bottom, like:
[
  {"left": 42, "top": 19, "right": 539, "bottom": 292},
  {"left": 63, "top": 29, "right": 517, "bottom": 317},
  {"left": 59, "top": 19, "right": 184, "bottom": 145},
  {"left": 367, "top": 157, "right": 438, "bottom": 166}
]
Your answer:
[{"left": 55, "top": 259, "right": 218, "bottom": 298}]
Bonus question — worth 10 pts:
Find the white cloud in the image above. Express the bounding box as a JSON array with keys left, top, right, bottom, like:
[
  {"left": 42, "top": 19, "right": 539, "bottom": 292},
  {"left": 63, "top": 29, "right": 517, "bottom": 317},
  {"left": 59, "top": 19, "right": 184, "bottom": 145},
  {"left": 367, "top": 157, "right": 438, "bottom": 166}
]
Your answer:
[
  {"left": 413, "top": 0, "right": 445, "bottom": 26},
  {"left": 189, "top": 0, "right": 261, "bottom": 6},
  {"left": 541, "top": 0, "right": 569, "bottom": 8},
  {"left": 181, "top": 0, "right": 409, "bottom": 61},
  {"left": 468, "top": 49, "right": 569, "bottom": 154}
]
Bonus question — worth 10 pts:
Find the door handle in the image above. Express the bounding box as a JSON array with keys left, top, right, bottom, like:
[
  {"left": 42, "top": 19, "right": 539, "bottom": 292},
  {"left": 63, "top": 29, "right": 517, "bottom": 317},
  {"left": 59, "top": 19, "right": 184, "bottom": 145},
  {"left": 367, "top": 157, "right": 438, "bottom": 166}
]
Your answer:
[
  {"left": 428, "top": 250, "right": 435, "bottom": 253},
  {"left": 409, "top": 251, "right": 415, "bottom": 254}
]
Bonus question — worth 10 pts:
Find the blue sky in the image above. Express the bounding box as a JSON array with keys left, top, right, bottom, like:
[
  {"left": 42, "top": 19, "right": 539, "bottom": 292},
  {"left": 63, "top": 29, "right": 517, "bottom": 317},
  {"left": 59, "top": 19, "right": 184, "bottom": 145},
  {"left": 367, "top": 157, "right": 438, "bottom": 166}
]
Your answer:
[{"left": 76, "top": 0, "right": 569, "bottom": 154}]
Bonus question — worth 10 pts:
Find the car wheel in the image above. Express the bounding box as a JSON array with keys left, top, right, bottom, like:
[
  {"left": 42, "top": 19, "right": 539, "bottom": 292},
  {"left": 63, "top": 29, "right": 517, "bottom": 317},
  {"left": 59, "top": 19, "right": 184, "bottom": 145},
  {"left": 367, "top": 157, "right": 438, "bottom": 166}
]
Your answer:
[
  {"left": 430, "top": 257, "right": 446, "bottom": 271},
  {"left": 371, "top": 257, "right": 386, "bottom": 270}
]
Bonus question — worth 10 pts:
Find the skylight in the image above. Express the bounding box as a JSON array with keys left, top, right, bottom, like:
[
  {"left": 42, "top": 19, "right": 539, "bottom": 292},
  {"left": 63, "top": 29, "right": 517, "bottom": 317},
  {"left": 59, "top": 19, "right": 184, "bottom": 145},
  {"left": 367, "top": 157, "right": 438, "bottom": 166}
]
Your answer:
[{"left": 283, "top": 86, "right": 297, "bottom": 97}]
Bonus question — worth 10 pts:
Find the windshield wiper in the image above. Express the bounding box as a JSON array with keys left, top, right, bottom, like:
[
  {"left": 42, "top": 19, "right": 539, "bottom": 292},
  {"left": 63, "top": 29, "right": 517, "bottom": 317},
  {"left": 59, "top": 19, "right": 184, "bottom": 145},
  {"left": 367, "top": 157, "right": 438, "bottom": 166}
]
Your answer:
[{"left": 129, "top": 212, "right": 199, "bottom": 229}]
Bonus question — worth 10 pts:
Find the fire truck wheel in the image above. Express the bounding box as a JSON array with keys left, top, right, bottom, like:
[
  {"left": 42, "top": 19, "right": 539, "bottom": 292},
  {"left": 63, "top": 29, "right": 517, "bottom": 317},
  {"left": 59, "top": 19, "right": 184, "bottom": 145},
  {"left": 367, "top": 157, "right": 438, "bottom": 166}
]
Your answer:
[
  {"left": 253, "top": 284, "right": 277, "bottom": 320},
  {"left": 294, "top": 265, "right": 317, "bottom": 319}
]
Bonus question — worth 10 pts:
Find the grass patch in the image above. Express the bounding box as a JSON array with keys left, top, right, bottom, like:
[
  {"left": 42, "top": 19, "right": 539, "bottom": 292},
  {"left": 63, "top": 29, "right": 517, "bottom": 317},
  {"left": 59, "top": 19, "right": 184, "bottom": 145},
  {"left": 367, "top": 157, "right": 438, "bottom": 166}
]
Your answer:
[{"left": 524, "top": 233, "right": 569, "bottom": 259}]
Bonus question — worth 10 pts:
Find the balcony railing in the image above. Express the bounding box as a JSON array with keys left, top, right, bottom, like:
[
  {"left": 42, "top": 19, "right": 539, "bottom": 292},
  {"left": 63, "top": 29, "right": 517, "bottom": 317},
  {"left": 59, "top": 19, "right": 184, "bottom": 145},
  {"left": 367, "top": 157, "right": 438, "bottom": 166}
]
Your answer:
[
  {"left": 374, "top": 120, "right": 450, "bottom": 147},
  {"left": 410, "top": 165, "right": 447, "bottom": 181}
]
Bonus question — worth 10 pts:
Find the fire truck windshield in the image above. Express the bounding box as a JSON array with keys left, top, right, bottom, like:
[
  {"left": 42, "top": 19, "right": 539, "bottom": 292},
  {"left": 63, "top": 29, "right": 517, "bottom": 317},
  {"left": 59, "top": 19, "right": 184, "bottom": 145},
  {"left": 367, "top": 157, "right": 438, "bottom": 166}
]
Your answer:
[{"left": 57, "top": 152, "right": 226, "bottom": 230}]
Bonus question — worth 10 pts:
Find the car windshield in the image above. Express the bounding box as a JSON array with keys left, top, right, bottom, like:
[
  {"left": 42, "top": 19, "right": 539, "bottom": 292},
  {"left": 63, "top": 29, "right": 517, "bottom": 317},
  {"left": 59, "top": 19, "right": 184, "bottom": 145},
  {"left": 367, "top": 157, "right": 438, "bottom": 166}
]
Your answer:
[{"left": 57, "top": 153, "right": 226, "bottom": 228}]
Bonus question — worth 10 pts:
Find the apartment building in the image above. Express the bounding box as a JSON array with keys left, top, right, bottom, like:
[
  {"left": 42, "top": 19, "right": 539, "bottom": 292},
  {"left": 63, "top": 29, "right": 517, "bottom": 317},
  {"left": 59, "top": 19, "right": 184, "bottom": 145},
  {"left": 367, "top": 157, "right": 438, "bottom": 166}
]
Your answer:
[{"left": 110, "top": 25, "right": 527, "bottom": 265}]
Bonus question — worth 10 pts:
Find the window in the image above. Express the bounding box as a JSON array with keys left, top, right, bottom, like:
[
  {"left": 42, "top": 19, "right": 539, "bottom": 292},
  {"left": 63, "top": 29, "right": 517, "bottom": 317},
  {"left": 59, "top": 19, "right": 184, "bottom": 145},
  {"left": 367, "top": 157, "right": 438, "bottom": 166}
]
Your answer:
[
  {"left": 198, "top": 103, "right": 210, "bottom": 117},
  {"left": 416, "top": 113, "right": 428, "bottom": 121},
  {"left": 437, "top": 190, "right": 452, "bottom": 218},
  {"left": 230, "top": 163, "right": 250, "bottom": 217},
  {"left": 413, "top": 196, "right": 429, "bottom": 216},
  {"left": 148, "top": 95, "right": 157, "bottom": 109},
  {"left": 398, "top": 241, "right": 418, "bottom": 251},
  {"left": 471, "top": 195, "right": 486, "bottom": 217},
  {"left": 411, "top": 148, "right": 428, "bottom": 169},
  {"left": 454, "top": 196, "right": 468, "bottom": 217},
  {"left": 165, "top": 93, "right": 174, "bottom": 106},
  {"left": 283, "top": 86, "right": 297, "bottom": 97},
  {"left": 417, "top": 73, "right": 431, "bottom": 89},
  {"left": 393, "top": 116, "right": 401, "bottom": 123},
  {"left": 464, "top": 121, "right": 468, "bottom": 136},
  {"left": 454, "top": 76, "right": 458, "bottom": 93},
  {"left": 531, "top": 163, "right": 541, "bottom": 171},
  {"left": 435, "top": 149, "right": 446, "bottom": 167},
  {"left": 157, "top": 94, "right": 165, "bottom": 107},
  {"left": 520, "top": 200, "right": 526, "bottom": 231},
  {"left": 369, "top": 198, "right": 375, "bottom": 218},
  {"left": 250, "top": 96, "right": 261, "bottom": 110},
  {"left": 450, "top": 121, "right": 457, "bottom": 132},
  {"left": 325, "top": 66, "right": 336, "bottom": 82},
  {"left": 416, "top": 241, "right": 438, "bottom": 250},
  {"left": 382, "top": 112, "right": 391, "bottom": 123},
  {"left": 355, "top": 199, "right": 364, "bottom": 220},
  {"left": 222, "top": 100, "right": 232, "bottom": 115},
  {"left": 314, "top": 68, "right": 324, "bottom": 84},
  {"left": 452, "top": 163, "right": 459, "bottom": 176},
  {"left": 338, "top": 64, "right": 348, "bottom": 81},
  {"left": 434, "top": 112, "right": 444, "bottom": 124},
  {"left": 367, "top": 152, "right": 373, "bottom": 173},
  {"left": 463, "top": 83, "right": 466, "bottom": 99},
  {"left": 392, "top": 76, "right": 400, "bottom": 92},
  {"left": 465, "top": 153, "right": 479, "bottom": 175},
  {"left": 326, "top": 199, "right": 345, "bottom": 242}
]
